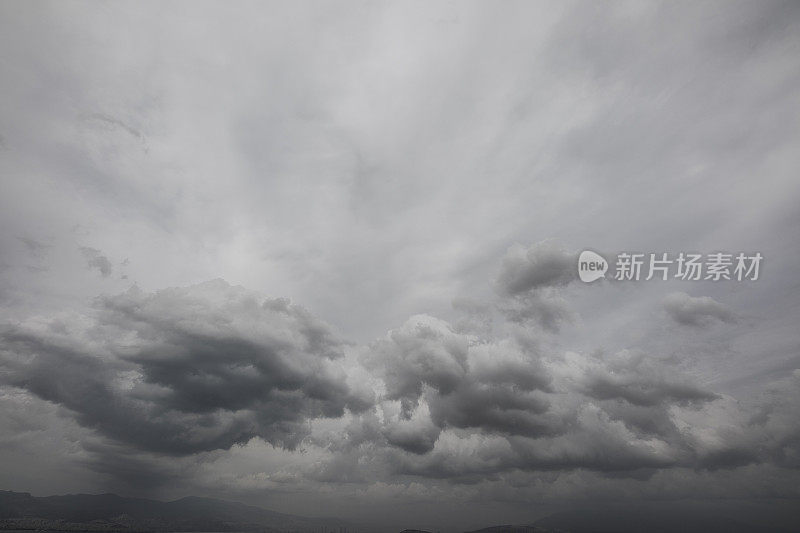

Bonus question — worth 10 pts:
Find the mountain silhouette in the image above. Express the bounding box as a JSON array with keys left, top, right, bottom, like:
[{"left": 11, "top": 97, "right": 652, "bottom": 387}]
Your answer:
[
  {"left": 463, "top": 504, "right": 800, "bottom": 533},
  {"left": 3, "top": 490, "right": 799, "bottom": 533},
  {"left": 0, "top": 490, "right": 353, "bottom": 532}
]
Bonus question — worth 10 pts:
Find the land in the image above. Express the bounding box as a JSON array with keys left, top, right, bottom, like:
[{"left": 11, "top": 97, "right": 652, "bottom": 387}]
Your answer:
[
  {"left": 2, "top": 491, "right": 798, "bottom": 533},
  {"left": 0, "top": 490, "right": 351, "bottom": 533}
]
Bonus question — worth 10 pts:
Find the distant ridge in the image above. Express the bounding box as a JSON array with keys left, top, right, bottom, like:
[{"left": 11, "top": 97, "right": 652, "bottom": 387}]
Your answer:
[
  {"left": 464, "top": 527, "right": 547, "bottom": 533},
  {"left": 0, "top": 490, "right": 354, "bottom": 532},
  {"left": 530, "top": 506, "right": 796, "bottom": 533},
  {"left": 3, "top": 490, "right": 799, "bottom": 533},
  {"left": 463, "top": 503, "right": 800, "bottom": 533}
]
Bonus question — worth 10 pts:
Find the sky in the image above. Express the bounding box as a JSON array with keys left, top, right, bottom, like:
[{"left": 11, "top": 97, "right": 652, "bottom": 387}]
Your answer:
[{"left": 1, "top": 1, "right": 800, "bottom": 531}]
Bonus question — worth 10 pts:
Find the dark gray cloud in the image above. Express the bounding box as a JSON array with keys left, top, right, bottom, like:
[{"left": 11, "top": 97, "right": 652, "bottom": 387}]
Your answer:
[
  {"left": 383, "top": 416, "right": 441, "bottom": 455},
  {"left": 663, "top": 292, "right": 736, "bottom": 327},
  {"left": 579, "top": 350, "right": 719, "bottom": 407},
  {"left": 0, "top": 280, "right": 371, "bottom": 459},
  {"left": 365, "top": 316, "right": 553, "bottom": 440},
  {"left": 355, "top": 315, "right": 777, "bottom": 479},
  {"left": 495, "top": 242, "right": 576, "bottom": 297},
  {"left": 494, "top": 242, "right": 578, "bottom": 332}
]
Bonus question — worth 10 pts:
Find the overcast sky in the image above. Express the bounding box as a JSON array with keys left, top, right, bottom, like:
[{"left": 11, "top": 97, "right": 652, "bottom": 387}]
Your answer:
[{"left": 1, "top": 1, "right": 800, "bottom": 531}]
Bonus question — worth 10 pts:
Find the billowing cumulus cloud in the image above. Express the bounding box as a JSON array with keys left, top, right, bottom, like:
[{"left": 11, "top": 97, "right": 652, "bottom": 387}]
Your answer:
[
  {"left": 366, "top": 335, "right": 725, "bottom": 476},
  {"left": 3, "top": 271, "right": 798, "bottom": 496},
  {"left": 296, "top": 351, "right": 799, "bottom": 495},
  {"left": 0, "top": 280, "right": 372, "bottom": 457},
  {"left": 346, "top": 311, "right": 788, "bottom": 481},
  {"left": 365, "top": 315, "right": 554, "bottom": 441}
]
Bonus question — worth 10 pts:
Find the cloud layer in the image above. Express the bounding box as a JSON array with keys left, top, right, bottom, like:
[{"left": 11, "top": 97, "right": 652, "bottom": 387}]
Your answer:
[
  {"left": 1, "top": 1, "right": 799, "bottom": 529},
  {"left": 2, "top": 269, "right": 797, "bottom": 497}
]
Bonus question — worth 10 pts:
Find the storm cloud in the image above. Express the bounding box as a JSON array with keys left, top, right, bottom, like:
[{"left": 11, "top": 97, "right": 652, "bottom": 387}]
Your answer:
[
  {"left": 0, "top": 280, "right": 372, "bottom": 455},
  {"left": 5, "top": 275, "right": 794, "bottom": 489},
  {"left": 357, "top": 317, "right": 775, "bottom": 478}
]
